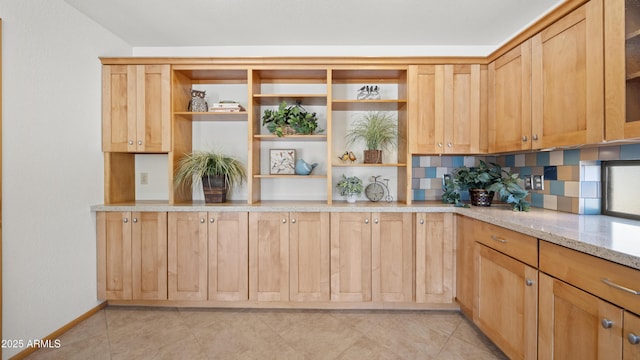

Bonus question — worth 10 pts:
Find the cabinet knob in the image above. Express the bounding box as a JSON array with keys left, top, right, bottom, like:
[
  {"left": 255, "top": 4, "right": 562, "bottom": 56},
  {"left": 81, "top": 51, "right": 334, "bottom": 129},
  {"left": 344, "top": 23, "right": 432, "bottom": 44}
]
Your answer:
[
  {"left": 374, "top": 218, "right": 379, "bottom": 224},
  {"left": 123, "top": 217, "right": 129, "bottom": 223},
  {"left": 137, "top": 140, "right": 142, "bottom": 145},
  {"left": 601, "top": 318, "right": 613, "bottom": 329},
  {"left": 128, "top": 140, "right": 134, "bottom": 145},
  {"left": 364, "top": 219, "right": 369, "bottom": 224},
  {"left": 447, "top": 142, "right": 452, "bottom": 148},
  {"left": 132, "top": 218, "right": 138, "bottom": 223},
  {"left": 282, "top": 218, "right": 287, "bottom": 224},
  {"left": 419, "top": 219, "right": 424, "bottom": 225},
  {"left": 291, "top": 218, "right": 296, "bottom": 224},
  {"left": 210, "top": 218, "right": 214, "bottom": 223},
  {"left": 532, "top": 134, "right": 539, "bottom": 141},
  {"left": 200, "top": 218, "right": 205, "bottom": 223},
  {"left": 628, "top": 333, "right": 640, "bottom": 345},
  {"left": 437, "top": 142, "right": 443, "bottom": 148},
  {"left": 522, "top": 136, "right": 528, "bottom": 142},
  {"left": 526, "top": 279, "right": 534, "bottom": 286}
]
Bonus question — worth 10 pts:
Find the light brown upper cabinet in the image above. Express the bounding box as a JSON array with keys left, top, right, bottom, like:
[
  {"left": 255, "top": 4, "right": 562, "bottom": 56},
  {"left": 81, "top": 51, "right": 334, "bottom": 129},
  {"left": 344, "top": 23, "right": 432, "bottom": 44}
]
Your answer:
[
  {"left": 409, "top": 64, "right": 486, "bottom": 154},
  {"left": 489, "top": 40, "right": 533, "bottom": 153},
  {"left": 605, "top": 0, "right": 640, "bottom": 140},
  {"left": 531, "top": 0, "right": 604, "bottom": 148},
  {"left": 102, "top": 64, "right": 171, "bottom": 152}
]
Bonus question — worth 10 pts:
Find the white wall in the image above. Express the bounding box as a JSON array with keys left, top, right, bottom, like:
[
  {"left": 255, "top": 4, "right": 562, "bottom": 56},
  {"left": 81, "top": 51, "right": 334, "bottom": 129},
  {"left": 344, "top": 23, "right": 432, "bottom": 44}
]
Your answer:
[{"left": 0, "top": 1, "right": 131, "bottom": 358}]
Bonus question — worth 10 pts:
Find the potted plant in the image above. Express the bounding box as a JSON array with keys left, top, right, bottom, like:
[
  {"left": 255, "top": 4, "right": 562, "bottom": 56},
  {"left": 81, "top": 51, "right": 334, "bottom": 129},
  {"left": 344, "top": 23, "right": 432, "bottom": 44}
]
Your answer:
[
  {"left": 442, "top": 160, "right": 530, "bottom": 211},
  {"left": 262, "top": 101, "right": 323, "bottom": 137},
  {"left": 174, "top": 150, "right": 247, "bottom": 203},
  {"left": 345, "top": 111, "right": 397, "bottom": 164},
  {"left": 336, "top": 174, "right": 364, "bottom": 203}
]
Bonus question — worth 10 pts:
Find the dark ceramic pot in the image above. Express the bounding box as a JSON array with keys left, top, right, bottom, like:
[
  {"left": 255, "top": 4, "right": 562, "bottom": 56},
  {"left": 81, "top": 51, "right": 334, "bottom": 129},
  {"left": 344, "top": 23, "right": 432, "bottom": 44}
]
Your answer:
[{"left": 469, "top": 189, "right": 494, "bottom": 207}]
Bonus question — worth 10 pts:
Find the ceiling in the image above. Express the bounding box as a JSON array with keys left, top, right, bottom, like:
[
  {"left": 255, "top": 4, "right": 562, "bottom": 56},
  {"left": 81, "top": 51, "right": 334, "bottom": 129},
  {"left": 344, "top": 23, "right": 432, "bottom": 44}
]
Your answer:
[{"left": 64, "top": 0, "right": 564, "bottom": 48}]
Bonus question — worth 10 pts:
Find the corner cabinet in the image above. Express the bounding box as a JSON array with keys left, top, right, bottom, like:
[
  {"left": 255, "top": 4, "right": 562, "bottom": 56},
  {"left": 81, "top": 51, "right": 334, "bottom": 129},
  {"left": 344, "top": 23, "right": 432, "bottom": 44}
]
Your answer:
[
  {"left": 605, "top": 0, "right": 640, "bottom": 140},
  {"left": 102, "top": 64, "right": 170, "bottom": 153},
  {"left": 409, "top": 64, "right": 487, "bottom": 154}
]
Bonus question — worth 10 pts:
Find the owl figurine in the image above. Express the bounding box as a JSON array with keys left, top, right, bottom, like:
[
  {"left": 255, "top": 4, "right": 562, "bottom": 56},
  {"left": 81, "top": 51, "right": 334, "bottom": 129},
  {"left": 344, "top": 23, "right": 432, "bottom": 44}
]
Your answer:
[{"left": 188, "top": 89, "right": 208, "bottom": 112}]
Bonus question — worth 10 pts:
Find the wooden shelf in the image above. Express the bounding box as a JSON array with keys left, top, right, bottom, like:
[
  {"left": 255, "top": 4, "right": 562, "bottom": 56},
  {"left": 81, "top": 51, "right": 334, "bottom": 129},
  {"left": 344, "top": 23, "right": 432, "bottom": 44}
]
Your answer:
[
  {"left": 253, "top": 134, "right": 327, "bottom": 141},
  {"left": 333, "top": 163, "right": 406, "bottom": 167},
  {"left": 332, "top": 99, "right": 407, "bottom": 111},
  {"left": 254, "top": 174, "right": 327, "bottom": 179},
  {"left": 253, "top": 94, "right": 327, "bottom": 106},
  {"left": 174, "top": 111, "right": 248, "bottom": 121}
]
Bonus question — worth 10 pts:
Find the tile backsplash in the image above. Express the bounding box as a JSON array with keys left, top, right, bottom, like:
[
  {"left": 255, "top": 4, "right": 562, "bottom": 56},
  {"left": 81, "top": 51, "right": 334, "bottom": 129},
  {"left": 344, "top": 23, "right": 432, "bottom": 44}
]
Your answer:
[{"left": 412, "top": 144, "right": 640, "bottom": 214}]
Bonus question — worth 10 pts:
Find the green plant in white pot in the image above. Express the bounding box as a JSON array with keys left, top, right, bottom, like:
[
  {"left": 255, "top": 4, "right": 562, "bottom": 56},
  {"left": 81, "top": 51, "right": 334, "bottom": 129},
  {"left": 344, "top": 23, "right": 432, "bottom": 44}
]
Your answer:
[
  {"left": 174, "top": 150, "right": 247, "bottom": 203},
  {"left": 336, "top": 175, "right": 364, "bottom": 203},
  {"left": 345, "top": 111, "right": 397, "bottom": 164}
]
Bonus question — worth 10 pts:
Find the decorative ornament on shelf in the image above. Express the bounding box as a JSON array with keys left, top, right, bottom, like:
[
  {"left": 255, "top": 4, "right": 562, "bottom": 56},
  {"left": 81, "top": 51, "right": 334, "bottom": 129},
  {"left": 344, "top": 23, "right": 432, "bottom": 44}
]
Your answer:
[
  {"left": 338, "top": 151, "right": 350, "bottom": 164},
  {"left": 357, "top": 85, "right": 381, "bottom": 100},
  {"left": 269, "top": 149, "right": 296, "bottom": 175},
  {"left": 365, "top": 175, "right": 393, "bottom": 202},
  {"left": 336, "top": 175, "right": 363, "bottom": 203},
  {"left": 188, "top": 89, "right": 208, "bottom": 112},
  {"left": 348, "top": 151, "right": 357, "bottom": 163},
  {"left": 295, "top": 159, "right": 318, "bottom": 175},
  {"left": 442, "top": 160, "right": 530, "bottom": 211}
]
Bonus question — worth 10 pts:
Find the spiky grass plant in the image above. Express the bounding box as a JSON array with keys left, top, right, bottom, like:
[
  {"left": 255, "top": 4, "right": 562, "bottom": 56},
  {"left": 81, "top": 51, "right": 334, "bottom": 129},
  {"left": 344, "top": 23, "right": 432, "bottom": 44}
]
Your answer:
[
  {"left": 345, "top": 111, "right": 398, "bottom": 151},
  {"left": 174, "top": 151, "right": 247, "bottom": 195}
]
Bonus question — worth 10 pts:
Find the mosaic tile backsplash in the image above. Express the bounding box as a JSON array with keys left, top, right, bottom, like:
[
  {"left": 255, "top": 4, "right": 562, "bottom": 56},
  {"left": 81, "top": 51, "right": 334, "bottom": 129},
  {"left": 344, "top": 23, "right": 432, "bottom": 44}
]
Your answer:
[{"left": 412, "top": 144, "right": 640, "bottom": 214}]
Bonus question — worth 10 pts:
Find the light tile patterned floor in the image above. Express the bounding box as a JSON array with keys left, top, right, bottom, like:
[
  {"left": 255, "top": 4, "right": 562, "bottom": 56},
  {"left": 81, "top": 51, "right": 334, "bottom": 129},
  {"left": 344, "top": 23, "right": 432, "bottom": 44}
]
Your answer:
[{"left": 26, "top": 307, "right": 507, "bottom": 359}]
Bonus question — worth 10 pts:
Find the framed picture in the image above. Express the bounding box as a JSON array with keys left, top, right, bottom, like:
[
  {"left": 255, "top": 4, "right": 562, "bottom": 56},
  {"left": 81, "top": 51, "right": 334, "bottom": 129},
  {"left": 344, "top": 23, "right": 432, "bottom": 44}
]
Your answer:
[{"left": 270, "top": 149, "right": 296, "bottom": 175}]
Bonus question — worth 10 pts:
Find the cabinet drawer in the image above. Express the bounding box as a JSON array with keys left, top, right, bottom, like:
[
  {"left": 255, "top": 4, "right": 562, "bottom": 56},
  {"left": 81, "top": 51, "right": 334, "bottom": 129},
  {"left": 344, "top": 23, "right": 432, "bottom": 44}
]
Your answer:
[
  {"left": 540, "top": 241, "right": 640, "bottom": 314},
  {"left": 474, "top": 221, "right": 538, "bottom": 267}
]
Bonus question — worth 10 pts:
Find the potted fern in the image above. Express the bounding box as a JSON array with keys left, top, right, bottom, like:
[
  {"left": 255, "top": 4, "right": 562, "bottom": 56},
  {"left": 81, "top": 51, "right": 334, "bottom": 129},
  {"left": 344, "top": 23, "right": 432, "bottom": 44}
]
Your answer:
[
  {"left": 336, "top": 175, "right": 364, "bottom": 203},
  {"left": 442, "top": 160, "right": 530, "bottom": 211},
  {"left": 345, "top": 111, "right": 397, "bottom": 164},
  {"left": 262, "top": 101, "right": 323, "bottom": 137},
  {"left": 174, "top": 150, "right": 247, "bottom": 203}
]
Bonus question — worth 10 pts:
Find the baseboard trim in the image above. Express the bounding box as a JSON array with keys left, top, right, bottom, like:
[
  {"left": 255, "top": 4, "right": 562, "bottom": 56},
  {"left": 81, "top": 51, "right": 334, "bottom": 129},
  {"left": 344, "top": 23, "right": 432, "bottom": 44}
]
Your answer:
[{"left": 9, "top": 301, "right": 107, "bottom": 360}]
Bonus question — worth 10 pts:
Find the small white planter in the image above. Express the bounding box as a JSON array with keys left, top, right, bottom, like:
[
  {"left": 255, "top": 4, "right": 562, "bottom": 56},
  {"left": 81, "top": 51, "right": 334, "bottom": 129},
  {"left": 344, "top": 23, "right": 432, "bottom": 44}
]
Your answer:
[{"left": 346, "top": 194, "right": 358, "bottom": 203}]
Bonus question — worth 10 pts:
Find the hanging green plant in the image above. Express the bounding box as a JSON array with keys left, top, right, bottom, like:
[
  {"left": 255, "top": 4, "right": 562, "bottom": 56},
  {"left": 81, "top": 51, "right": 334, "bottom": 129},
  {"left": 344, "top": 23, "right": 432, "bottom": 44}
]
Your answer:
[{"left": 262, "top": 101, "right": 323, "bottom": 137}]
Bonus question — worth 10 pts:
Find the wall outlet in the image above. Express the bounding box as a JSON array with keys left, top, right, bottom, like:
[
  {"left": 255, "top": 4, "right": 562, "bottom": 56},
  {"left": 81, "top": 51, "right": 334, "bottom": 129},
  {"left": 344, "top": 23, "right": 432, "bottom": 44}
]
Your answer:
[
  {"left": 533, "top": 175, "right": 544, "bottom": 190},
  {"left": 140, "top": 172, "right": 149, "bottom": 185},
  {"left": 524, "top": 176, "right": 533, "bottom": 190}
]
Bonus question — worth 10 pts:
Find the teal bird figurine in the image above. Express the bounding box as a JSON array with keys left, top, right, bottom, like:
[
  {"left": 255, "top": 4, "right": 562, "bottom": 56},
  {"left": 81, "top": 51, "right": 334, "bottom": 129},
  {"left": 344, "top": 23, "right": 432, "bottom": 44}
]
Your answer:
[{"left": 295, "top": 159, "right": 318, "bottom": 175}]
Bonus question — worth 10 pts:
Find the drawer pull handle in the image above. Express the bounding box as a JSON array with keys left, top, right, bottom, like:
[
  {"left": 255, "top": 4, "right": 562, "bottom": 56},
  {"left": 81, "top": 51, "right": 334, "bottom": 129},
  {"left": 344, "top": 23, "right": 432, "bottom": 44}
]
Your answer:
[
  {"left": 601, "top": 318, "right": 613, "bottom": 329},
  {"left": 490, "top": 235, "right": 507, "bottom": 244},
  {"left": 601, "top": 278, "right": 640, "bottom": 295},
  {"left": 629, "top": 333, "right": 640, "bottom": 345}
]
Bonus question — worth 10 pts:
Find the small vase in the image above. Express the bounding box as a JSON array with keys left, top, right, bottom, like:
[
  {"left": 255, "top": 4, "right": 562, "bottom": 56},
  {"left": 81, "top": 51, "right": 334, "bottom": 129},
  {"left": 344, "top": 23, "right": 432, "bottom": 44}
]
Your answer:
[
  {"left": 346, "top": 194, "right": 358, "bottom": 203},
  {"left": 469, "top": 189, "right": 494, "bottom": 207}
]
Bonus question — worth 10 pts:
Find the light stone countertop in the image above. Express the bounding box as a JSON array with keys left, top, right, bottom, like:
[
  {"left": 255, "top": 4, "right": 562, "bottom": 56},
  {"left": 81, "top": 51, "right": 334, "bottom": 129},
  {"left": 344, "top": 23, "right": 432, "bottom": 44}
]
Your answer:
[{"left": 91, "top": 201, "right": 640, "bottom": 270}]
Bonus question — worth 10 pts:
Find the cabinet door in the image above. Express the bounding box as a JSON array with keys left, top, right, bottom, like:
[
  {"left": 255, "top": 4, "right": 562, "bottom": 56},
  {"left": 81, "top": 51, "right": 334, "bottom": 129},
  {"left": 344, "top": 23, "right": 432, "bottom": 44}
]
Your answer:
[
  {"left": 624, "top": 311, "right": 640, "bottom": 359},
  {"left": 208, "top": 212, "right": 248, "bottom": 301},
  {"left": 455, "top": 215, "right": 474, "bottom": 315},
  {"left": 531, "top": 0, "right": 604, "bottom": 148},
  {"left": 489, "top": 39, "right": 532, "bottom": 153},
  {"left": 408, "top": 65, "right": 442, "bottom": 154},
  {"left": 539, "top": 273, "right": 623, "bottom": 360},
  {"left": 249, "top": 212, "right": 289, "bottom": 302},
  {"left": 102, "top": 65, "right": 136, "bottom": 152},
  {"left": 167, "top": 212, "right": 208, "bottom": 301},
  {"left": 290, "top": 212, "right": 330, "bottom": 302},
  {"left": 415, "top": 213, "right": 454, "bottom": 304},
  {"left": 330, "top": 212, "right": 372, "bottom": 302},
  {"left": 474, "top": 243, "right": 538, "bottom": 360},
  {"left": 605, "top": 0, "right": 640, "bottom": 140},
  {"left": 131, "top": 212, "right": 167, "bottom": 300},
  {"left": 136, "top": 64, "right": 170, "bottom": 153},
  {"left": 443, "top": 64, "right": 482, "bottom": 154},
  {"left": 97, "top": 211, "right": 132, "bottom": 300},
  {"left": 372, "top": 212, "right": 413, "bottom": 302}
]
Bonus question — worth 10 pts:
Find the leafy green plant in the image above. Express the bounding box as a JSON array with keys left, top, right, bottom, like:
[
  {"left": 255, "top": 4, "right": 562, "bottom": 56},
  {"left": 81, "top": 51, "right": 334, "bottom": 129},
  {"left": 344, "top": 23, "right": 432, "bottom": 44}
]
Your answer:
[
  {"left": 174, "top": 150, "right": 247, "bottom": 195},
  {"left": 262, "top": 101, "right": 323, "bottom": 137},
  {"left": 345, "top": 111, "right": 397, "bottom": 151},
  {"left": 336, "top": 175, "right": 364, "bottom": 196},
  {"left": 442, "top": 160, "right": 530, "bottom": 211}
]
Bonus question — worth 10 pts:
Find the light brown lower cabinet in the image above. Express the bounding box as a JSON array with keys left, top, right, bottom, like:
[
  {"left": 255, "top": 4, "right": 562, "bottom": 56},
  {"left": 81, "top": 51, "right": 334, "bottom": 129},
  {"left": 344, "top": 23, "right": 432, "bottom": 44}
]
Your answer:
[
  {"left": 454, "top": 215, "right": 474, "bottom": 315},
  {"left": 415, "top": 212, "right": 454, "bottom": 304},
  {"left": 97, "top": 211, "right": 167, "bottom": 301},
  {"left": 474, "top": 243, "right": 538, "bottom": 360},
  {"left": 167, "top": 212, "right": 208, "bottom": 301},
  {"left": 208, "top": 212, "right": 248, "bottom": 301},
  {"left": 249, "top": 212, "right": 329, "bottom": 302},
  {"left": 624, "top": 311, "right": 640, "bottom": 359},
  {"left": 538, "top": 272, "right": 623, "bottom": 360}
]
